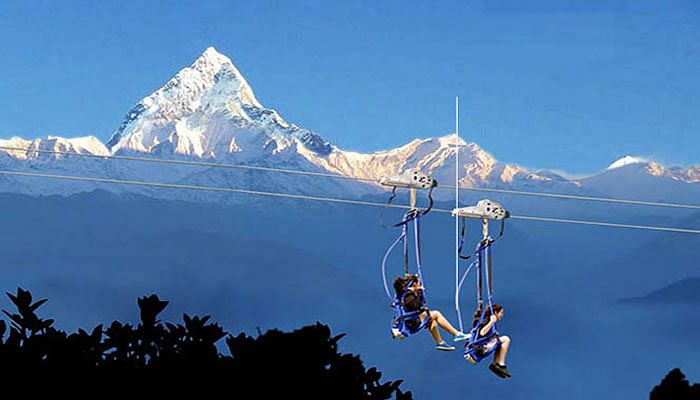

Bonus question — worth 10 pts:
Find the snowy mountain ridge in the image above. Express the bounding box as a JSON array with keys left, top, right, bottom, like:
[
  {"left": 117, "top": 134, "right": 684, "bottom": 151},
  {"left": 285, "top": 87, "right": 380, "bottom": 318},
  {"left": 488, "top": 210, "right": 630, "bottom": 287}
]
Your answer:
[{"left": 0, "top": 47, "right": 698, "bottom": 204}]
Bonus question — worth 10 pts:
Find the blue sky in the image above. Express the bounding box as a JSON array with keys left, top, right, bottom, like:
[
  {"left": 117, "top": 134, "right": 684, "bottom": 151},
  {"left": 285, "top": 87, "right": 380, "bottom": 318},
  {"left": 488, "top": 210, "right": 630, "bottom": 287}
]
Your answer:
[{"left": 1, "top": 0, "right": 699, "bottom": 174}]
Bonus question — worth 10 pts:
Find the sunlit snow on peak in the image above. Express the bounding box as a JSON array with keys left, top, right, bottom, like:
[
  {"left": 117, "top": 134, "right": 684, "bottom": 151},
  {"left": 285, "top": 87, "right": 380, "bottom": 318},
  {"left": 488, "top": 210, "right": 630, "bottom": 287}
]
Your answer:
[{"left": 607, "top": 155, "right": 648, "bottom": 170}]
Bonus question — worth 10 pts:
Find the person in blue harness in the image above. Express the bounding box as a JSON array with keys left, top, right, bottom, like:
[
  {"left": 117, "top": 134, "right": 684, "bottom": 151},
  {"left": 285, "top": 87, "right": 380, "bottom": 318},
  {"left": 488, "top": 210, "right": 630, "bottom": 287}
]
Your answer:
[
  {"left": 392, "top": 274, "right": 470, "bottom": 351},
  {"left": 470, "top": 304, "right": 512, "bottom": 378}
]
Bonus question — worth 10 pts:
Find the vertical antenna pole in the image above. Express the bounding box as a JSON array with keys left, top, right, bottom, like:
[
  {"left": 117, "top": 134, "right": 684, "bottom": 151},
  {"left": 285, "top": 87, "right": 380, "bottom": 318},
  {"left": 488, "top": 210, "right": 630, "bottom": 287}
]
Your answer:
[{"left": 455, "top": 96, "right": 461, "bottom": 330}]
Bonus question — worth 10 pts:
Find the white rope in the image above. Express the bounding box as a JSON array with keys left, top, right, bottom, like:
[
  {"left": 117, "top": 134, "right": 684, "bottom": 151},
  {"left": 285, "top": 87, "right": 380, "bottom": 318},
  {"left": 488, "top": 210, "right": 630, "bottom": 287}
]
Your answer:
[
  {"left": 2, "top": 169, "right": 700, "bottom": 235},
  {"left": 2, "top": 145, "right": 699, "bottom": 210}
]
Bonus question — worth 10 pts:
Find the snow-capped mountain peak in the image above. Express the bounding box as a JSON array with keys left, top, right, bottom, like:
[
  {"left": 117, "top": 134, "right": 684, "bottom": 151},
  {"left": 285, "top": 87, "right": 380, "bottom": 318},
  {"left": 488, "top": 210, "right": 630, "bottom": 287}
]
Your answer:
[
  {"left": 607, "top": 155, "right": 648, "bottom": 170},
  {"left": 297, "top": 133, "right": 574, "bottom": 197},
  {"left": 603, "top": 156, "right": 680, "bottom": 179},
  {"left": 106, "top": 47, "right": 331, "bottom": 158},
  {"left": 193, "top": 46, "right": 262, "bottom": 108}
]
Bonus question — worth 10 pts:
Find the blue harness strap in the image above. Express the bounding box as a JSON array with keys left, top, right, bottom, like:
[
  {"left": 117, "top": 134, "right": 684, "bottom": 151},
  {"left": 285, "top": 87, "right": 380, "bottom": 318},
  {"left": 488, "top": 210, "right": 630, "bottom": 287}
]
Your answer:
[
  {"left": 381, "top": 211, "right": 418, "bottom": 299},
  {"left": 413, "top": 214, "right": 426, "bottom": 290},
  {"left": 381, "top": 225, "right": 407, "bottom": 299},
  {"left": 455, "top": 243, "right": 483, "bottom": 332},
  {"left": 464, "top": 240, "right": 500, "bottom": 363},
  {"left": 391, "top": 289, "right": 431, "bottom": 337},
  {"left": 382, "top": 211, "right": 430, "bottom": 339}
]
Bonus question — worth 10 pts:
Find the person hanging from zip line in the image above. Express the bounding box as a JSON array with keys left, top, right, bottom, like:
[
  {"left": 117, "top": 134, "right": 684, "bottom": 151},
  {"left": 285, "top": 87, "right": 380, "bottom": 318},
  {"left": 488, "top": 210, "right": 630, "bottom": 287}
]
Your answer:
[
  {"left": 470, "top": 304, "right": 512, "bottom": 378},
  {"left": 392, "top": 274, "right": 470, "bottom": 351}
]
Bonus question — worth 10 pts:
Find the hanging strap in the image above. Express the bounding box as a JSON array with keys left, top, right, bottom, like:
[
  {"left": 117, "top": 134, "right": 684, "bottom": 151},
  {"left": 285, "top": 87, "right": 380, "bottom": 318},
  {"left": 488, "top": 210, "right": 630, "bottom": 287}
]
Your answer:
[
  {"left": 421, "top": 186, "right": 435, "bottom": 216},
  {"left": 413, "top": 214, "right": 428, "bottom": 306},
  {"left": 486, "top": 240, "right": 493, "bottom": 300},
  {"left": 381, "top": 183, "right": 435, "bottom": 227},
  {"left": 380, "top": 211, "right": 423, "bottom": 300},
  {"left": 455, "top": 244, "right": 484, "bottom": 332},
  {"left": 467, "top": 240, "right": 499, "bottom": 348},
  {"left": 402, "top": 219, "right": 409, "bottom": 275},
  {"left": 467, "top": 249, "right": 487, "bottom": 348},
  {"left": 381, "top": 222, "right": 407, "bottom": 300},
  {"left": 459, "top": 218, "right": 506, "bottom": 259},
  {"left": 493, "top": 219, "right": 506, "bottom": 242},
  {"left": 477, "top": 243, "right": 484, "bottom": 312},
  {"left": 483, "top": 241, "right": 498, "bottom": 335},
  {"left": 379, "top": 187, "right": 398, "bottom": 228},
  {"left": 458, "top": 217, "right": 476, "bottom": 260},
  {"left": 391, "top": 210, "right": 420, "bottom": 276}
]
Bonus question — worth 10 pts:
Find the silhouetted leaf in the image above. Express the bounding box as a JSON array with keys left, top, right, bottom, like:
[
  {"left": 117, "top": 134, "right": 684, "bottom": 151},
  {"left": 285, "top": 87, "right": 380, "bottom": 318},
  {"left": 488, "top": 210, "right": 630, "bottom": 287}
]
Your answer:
[
  {"left": 17, "top": 287, "right": 32, "bottom": 307},
  {"left": 331, "top": 333, "right": 347, "bottom": 344},
  {"left": 366, "top": 367, "right": 381, "bottom": 382},
  {"left": 6, "top": 291, "right": 18, "bottom": 306},
  {"left": 388, "top": 380, "right": 402, "bottom": 393},
  {"left": 29, "top": 298, "right": 48, "bottom": 312},
  {"left": 138, "top": 294, "right": 169, "bottom": 326},
  {"left": 396, "top": 388, "right": 413, "bottom": 400},
  {"left": 91, "top": 325, "right": 103, "bottom": 339},
  {"left": 3, "top": 311, "right": 24, "bottom": 331}
]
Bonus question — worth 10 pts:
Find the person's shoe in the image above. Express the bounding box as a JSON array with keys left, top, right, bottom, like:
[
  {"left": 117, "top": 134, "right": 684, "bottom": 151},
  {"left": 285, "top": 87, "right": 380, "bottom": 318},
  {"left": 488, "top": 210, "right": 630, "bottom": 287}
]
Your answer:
[
  {"left": 489, "top": 363, "right": 510, "bottom": 378},
  {"left": 435, "top": 341, "right": 456, "bottom": 351},
  {"left": 391, "top": 328, "right": 406, "bottom": 340},
  {"left": 464, "top": 353, "right": 478, "bottom": 365},
  {"left": 453, "top": 332, "right": 470, "bottom": 342},
  {"left": 498, "top": 364, "right": 513, "bottom": 378}
]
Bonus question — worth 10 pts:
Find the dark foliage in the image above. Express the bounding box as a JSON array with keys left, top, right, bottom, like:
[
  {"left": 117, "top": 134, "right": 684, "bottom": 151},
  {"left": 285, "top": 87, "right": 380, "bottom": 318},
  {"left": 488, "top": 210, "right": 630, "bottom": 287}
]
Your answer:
[
  {"left": 650, "top": 368, "right": 700, "bottom": 400},
  {"left": 0, "top": 288, "right": 412, "bottom": 399}
]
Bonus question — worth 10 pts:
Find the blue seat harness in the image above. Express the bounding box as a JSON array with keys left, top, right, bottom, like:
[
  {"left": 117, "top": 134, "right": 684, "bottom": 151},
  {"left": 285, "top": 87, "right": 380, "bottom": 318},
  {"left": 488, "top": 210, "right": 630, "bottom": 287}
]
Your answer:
[
  {"left": 381, "top": 211, "right": 430, "bottom": 338},
  {"left": 454, "top": 222, "right": 502, "bottom": 363}
]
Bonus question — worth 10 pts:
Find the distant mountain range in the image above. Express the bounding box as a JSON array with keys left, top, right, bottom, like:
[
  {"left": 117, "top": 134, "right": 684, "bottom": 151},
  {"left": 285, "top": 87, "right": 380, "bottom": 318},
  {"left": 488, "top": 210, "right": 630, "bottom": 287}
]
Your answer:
[{"left": 1, "top": 47, "right": 699, "bottom": 204}]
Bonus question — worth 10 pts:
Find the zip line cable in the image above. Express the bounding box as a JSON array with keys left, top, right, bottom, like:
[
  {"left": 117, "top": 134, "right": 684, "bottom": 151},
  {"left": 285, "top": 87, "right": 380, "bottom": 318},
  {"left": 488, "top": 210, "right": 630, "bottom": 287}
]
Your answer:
[
  {"left": 1, "top": 145, "right": 699, "bottom": 211},
  {"left": 0, "top": 146, "right": 379, "bottom": 183},
  {"left": 0, "top": 170, "right": 404, "bottom": 210},
  {"left": 449, "top": 186, "right": 700, "bottom": 210},
  {"left": 508, "top": 214, "right": 700, "bottom": 234},
  {"left": 1, "top": 169, "right": 700, "bottom": 235}
]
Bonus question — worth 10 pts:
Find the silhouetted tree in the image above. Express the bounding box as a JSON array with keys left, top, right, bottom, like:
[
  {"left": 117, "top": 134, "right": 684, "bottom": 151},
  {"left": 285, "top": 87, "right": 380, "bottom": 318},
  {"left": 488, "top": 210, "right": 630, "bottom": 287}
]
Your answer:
[
  {"left": 0, "top": 288, "right": 412, "bottom": 399},
  {"left": 650, "top": 368, "right": 700, "bottom": 400}
]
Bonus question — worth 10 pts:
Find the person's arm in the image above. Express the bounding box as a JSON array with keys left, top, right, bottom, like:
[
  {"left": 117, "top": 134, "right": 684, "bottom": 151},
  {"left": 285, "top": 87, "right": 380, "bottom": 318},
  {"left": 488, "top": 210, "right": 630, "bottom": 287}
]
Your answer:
[{"left": 479, "top": 315, "right": 497, "bottom": 337}]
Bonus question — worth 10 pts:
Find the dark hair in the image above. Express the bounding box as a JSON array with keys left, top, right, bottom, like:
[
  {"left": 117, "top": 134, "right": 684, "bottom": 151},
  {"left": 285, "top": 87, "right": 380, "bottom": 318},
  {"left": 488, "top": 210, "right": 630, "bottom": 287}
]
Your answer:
[
  {"left": 392, "top": 274, "right": 418, "bottom": 295},
  {"left": 472, "top": 304, "right": 504, "bottom": 325},
  {"left": 483, "top": 304, "right": 503, "bottom": 319}
]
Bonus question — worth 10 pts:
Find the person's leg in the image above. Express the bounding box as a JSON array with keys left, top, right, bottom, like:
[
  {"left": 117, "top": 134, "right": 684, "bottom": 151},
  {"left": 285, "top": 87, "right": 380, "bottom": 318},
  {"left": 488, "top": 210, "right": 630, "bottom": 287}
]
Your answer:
[
  {"left": 424, "top": 312, "right": 443, "bottom": 344},
  {"left": 424, "top": 312, "right": 455, "bottom": 350},
  {"left": 493, "top": 335, "right": 511, "bottom": 365},
  {"left": 428, "top": 310, "right": 459, "bottom": 336},
  {"left": 488, "top": 336, "right": 512, "bottom": 378}
]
